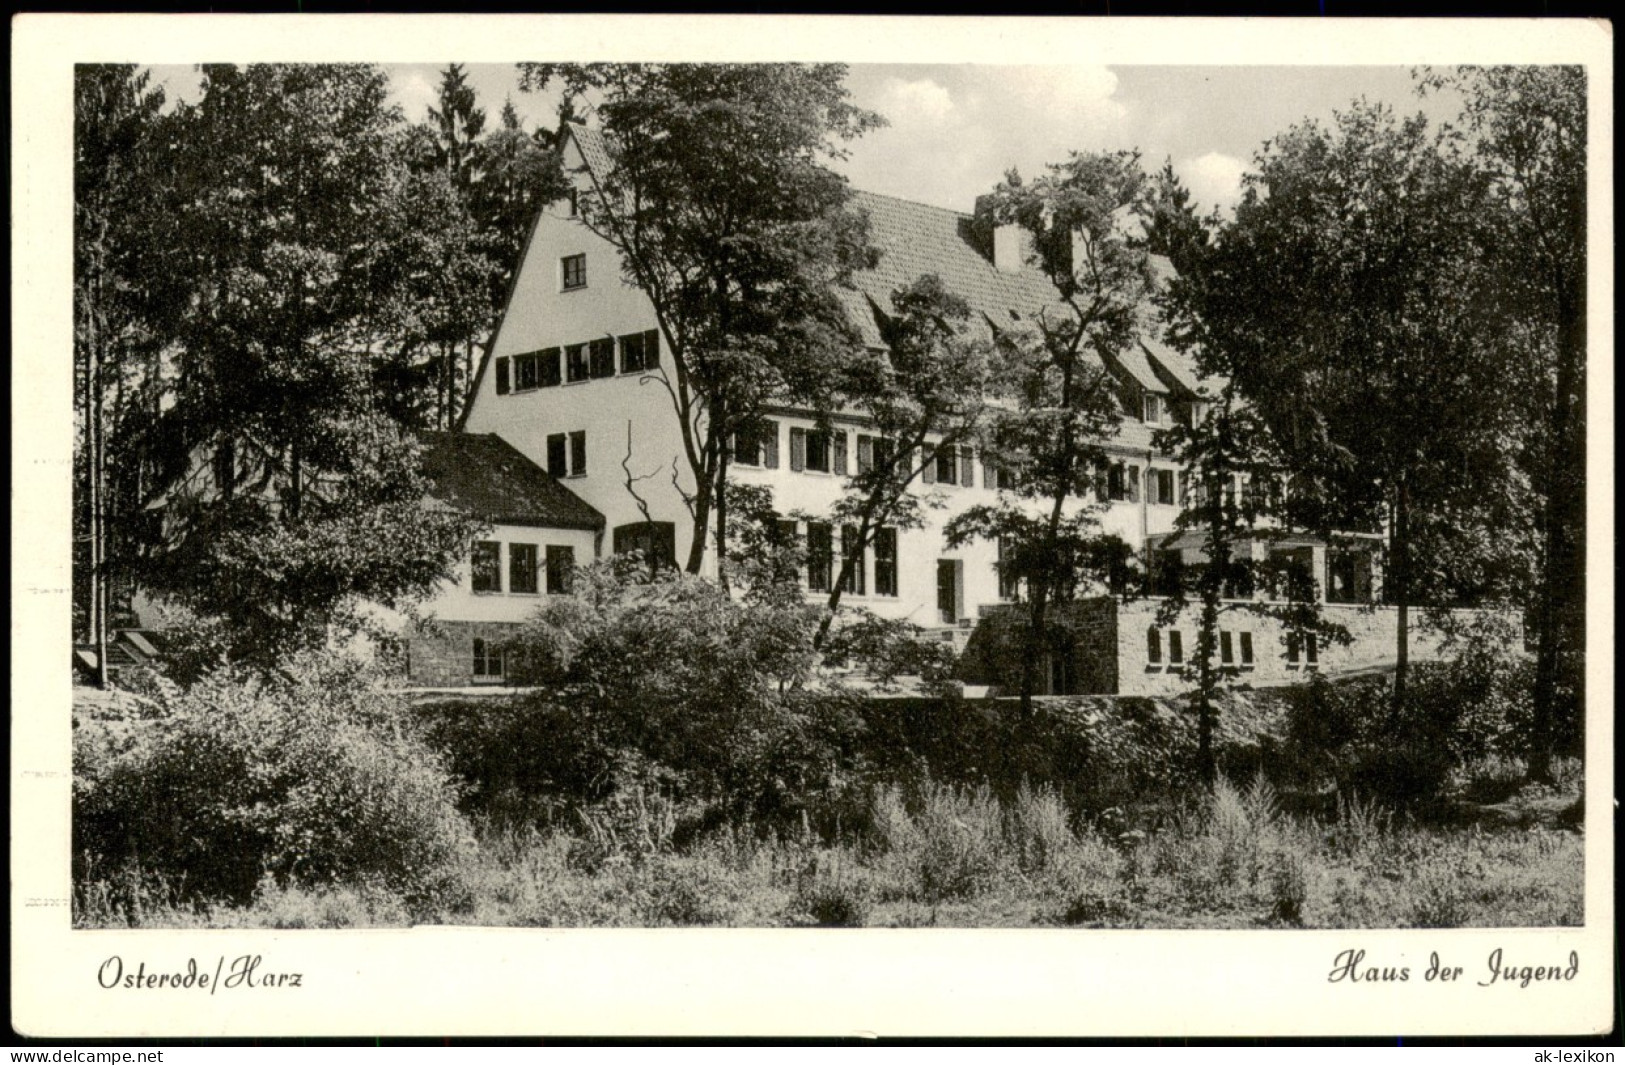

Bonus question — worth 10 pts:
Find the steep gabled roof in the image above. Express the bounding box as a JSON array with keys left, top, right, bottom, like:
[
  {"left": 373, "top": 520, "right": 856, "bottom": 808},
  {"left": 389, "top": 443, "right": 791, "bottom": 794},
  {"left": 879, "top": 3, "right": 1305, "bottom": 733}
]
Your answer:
[
  {"left": 420, "top": 431, "right": 604, "bottom": 531},
  {"left": 839, "top": 190, "right": 1066, "bottom": 346}
]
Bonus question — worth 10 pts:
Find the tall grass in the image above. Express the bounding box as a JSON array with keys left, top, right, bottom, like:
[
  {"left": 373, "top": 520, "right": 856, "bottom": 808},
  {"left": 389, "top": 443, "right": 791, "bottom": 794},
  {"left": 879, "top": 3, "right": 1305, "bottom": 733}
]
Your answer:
[{"left": 76, "top": 776, "right": 1583, "bottom": 930}]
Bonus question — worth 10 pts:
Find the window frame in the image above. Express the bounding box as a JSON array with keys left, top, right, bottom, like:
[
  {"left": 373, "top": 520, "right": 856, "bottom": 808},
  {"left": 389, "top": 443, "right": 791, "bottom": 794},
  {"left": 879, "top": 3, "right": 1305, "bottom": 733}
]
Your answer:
[
  {"left": 561, "top": 253, "right": 587, "bottom": 291},
  {"left": 873, "top": 527, "right": 899, "bottom": 598},
  {"left": 806, "top": 521, "right": 834, "bottom": 593},
  {"left": 1143, "top": 392, "right": 1164, "bottom": 425},
  {"left": 545, "top": 544, "right": 575, "bottom": 594},
  {"left": 472, "top": 637, "right": 505, "bottom": 682},
  {"left": 509, "top": 542, "right": 539, "bottom": 595},
  {"left": 565, "top": 343, "right": 590, "bottom": 384},
  {"left": 471, "top": 540, "right": 502, "bottom": 594}
]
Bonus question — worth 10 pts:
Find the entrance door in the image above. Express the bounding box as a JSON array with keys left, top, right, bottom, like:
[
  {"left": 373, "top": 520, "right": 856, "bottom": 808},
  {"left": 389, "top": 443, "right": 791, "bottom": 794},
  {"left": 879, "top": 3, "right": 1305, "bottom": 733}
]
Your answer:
[{"left": 936, "top": 559, "right": 959, "bottom": 625}]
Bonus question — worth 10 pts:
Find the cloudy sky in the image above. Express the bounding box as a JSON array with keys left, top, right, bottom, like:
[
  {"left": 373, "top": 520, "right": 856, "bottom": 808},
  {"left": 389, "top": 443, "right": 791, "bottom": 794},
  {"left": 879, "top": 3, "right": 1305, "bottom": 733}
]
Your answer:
[{"left": 148, "top": 62, "right": 1461, "bottom": 217}]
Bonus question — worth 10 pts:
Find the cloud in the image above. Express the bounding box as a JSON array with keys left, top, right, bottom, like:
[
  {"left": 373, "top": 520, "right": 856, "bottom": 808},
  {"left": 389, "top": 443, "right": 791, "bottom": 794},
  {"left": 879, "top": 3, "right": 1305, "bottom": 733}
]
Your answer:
[
  {"left": 840, "top": 64, "right": 1130, "bottom": 211},
  {"left": 1180, "top": 151, "right": 1247, "bottom": 215},
  {"left": 877, "top": 76, "right": 954, "bottom": 125},
  {"left": 389, "top": 69, "right": 439, "bottom": 124}
]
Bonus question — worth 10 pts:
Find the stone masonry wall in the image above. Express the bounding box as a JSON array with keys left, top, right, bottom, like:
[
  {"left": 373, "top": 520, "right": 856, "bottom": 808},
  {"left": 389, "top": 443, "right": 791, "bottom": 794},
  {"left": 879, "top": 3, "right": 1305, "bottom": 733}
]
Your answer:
[
  {"left": 404, "top": 619, "right": 524, "bottom": 688},
  {"left": 1114, "top": 600, "right": 1513, "bottom": 697}
]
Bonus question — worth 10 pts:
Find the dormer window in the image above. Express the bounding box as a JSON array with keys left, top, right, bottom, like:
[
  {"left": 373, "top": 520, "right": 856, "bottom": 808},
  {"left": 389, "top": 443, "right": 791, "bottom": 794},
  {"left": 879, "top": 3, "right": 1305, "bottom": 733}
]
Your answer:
[{"left": 1143, "top": 393, "right": 1165, "bottom": 425}]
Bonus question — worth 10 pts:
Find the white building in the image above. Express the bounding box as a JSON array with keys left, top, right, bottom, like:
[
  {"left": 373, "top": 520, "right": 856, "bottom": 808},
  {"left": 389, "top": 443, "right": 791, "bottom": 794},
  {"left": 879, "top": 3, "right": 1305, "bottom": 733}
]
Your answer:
[{"left": 458, "top": 128, "right": 1206, "bottom": 640}]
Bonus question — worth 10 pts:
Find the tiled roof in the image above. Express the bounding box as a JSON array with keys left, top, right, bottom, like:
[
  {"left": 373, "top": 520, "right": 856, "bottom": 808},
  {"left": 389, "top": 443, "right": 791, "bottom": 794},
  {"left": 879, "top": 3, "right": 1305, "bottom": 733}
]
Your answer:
[
  {"left": 841, "top": 190, "right": 1067, "bottom": 347},
  {"left": 570, "top": 125, "right": 617, "bottom": 186},
  {"left": 419, "top": 432, "right": 604, "bottom": 531},
  {"left": 557, "top": 126, "right": 1208, "bottom": 408}
]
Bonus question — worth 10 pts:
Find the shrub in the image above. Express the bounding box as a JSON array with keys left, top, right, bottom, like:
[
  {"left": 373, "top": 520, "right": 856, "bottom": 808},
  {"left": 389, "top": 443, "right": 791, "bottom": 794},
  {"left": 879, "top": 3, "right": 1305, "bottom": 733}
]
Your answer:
[
  {"left": 495, "top": 561, "right": 866, "bottom": 828},
  {"left": 75, "top": 651, "right": 475, "bottom": 916},
  {"left": 874, "top": 781, "right": 1004, "bottom": 904},
  {"left": 788, "top": 851, "right": 873, "bottom": 927}
]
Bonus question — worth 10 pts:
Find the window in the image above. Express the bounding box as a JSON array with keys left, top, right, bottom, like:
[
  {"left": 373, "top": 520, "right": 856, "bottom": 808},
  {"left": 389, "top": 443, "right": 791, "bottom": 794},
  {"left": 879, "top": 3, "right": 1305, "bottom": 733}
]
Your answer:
[
  {"left": 565, "top": 343, "right": 590, "bottom": 383},
  {"left": 1144, "top": 393, "right": 1165, "bottom": 424},
  {"left": 1220, "top": 630, "right": 1234, "bottom": 667},
  {"left": 546, "top": 434, "right": 568, "bottom": 478},
  {"left": 613, "top": 521, "right": 677, "bottom": 571},
  {"left": 1239, "top": 632, "right": 1254, "bottom": 671},
  {"left": 996, "top": 537, "right": 1020, "bottom": 601},
  {"left": 1147, "top": 626, "right": 1163, "bottom": 667},
  {"left": 1150, "top": 468, "right": 1177, "bottom": 506},
  {"left": 805, "top": 431, "right": 830, "bottom": 473},
  {"left": 539, "top": 348, "right": 562, "bottom": 388},
  {"left": 569, "top": 431, "right": 587, "bottom": 477},
  {"left": 566, "top": 188, "right": 579, "bottom": 217},
  {"left": 561, "top": 253, "right": 586, "bottom": 291},
  {"left": 1326, "top": 549, "right": 1366, "bottom": 604},
  {"left": 545, "top": 545, "right": 575, "bottom": 594},
  {"left": 934, "top": 444, "right": 959, "bottom": 485},
  {"left": 619, "top": 329, "right": 660, "bottom": 374},
  {"left": 1306, "top": 632, "right": 1319, "bottom": 669},
  {"left": 495, "top": 357, "right": 510, "bottom": 395},
  {"left": 856, "top": 434, "right": 894, "bottom": 476},
  {"left": 589, "top": 338, "right": 616, "bottom": 379},
  {"left": 840, "top": 526, "right": 866, "bottom": 595},
  {"left": 472, "top": 637, "right": 504, "bottom": 682},
  {"left": 1269, "top": 547, "right": 1316, "bottom": 602},
  {"left": 792, "top": 428, "right": 843, "bottom": 474},
  {"left": 1152, "top": 549, "right": 1185, "bottom": 596},
  {"left": 212, "top": 442, "right": 235, "bottom": 499},
  {"left": 509, "top": 543, "right": 539, "bottom": 594},
  {"left": 807, "top": 522, "right": 834, "bottom": 593},
  {"left": 1168, "top": 629, "right": 1185, "bottom": 670},
  {"left": 515, "top": 352, "right": 540, "bottom": 391},
  {"left": 874, "top": 527, "right": 898, "bottom": 597},
  {"left": 1102, "top": 462, "right": 1140, "bottom": 502},
  {"left": 734, "top": 420, "right": 779, "bottom": 468},
  {"left": 471, "top": 541, "right": 501, "bottom": 593}
]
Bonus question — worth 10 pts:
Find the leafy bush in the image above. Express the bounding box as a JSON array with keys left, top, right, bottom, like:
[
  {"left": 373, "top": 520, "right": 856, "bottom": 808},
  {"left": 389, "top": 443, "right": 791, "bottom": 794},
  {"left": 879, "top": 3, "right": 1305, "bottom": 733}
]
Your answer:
[
  {"left": 1284, "top": 653, "right": 1537, "bottom": 808},
  {"left": 75, "top": 651, "right": 475, "bottom": 916},
  {"left": 495, "top": 561, "right": 868, "bottom": 828}
]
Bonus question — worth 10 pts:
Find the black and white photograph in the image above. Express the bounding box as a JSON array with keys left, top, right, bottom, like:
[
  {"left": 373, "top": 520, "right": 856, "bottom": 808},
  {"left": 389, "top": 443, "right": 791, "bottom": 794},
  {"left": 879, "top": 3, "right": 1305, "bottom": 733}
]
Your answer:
[{"left": 12, "top": 14, "right": 1613, "bottom": 1039}]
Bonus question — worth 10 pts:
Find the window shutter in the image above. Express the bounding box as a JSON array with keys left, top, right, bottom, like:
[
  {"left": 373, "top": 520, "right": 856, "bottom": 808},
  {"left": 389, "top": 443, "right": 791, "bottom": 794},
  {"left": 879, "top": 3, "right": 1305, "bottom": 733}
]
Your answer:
[
  {"left": 959, "top": 446, "right": 975, "bottom": 488},
  {"left": 789, "top": 428, "right": 806, "bottom": 472},
  {"left": 1127, "top": 465, "right": 1141, "bottom": 503},
  {"left": 921, "top": 447, "right": 936, "bottom": 484},
  {"left": 982, "top": 454, "right": 996, "bottom": 489},
  {"left": 832, "top": 431, "right": 848, "bottom": 475},
  {"left": 644, "top": 329, "right": 660, "bottom": 368},
  {"left": 857, "top": 435, "right": 874, "bottom": 475},
  {"left": 495, "top": 357, "right": 511, "bottom": 395},
  {"left": 762, "top": 421, "right": 780, "bottom": 468}
]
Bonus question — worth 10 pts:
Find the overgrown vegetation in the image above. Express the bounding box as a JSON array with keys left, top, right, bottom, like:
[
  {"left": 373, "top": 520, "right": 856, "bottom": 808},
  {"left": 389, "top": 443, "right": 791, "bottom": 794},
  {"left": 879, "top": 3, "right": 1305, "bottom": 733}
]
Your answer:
[{"left": 75, "top": 601, "right": 1582, "bottom": 930}]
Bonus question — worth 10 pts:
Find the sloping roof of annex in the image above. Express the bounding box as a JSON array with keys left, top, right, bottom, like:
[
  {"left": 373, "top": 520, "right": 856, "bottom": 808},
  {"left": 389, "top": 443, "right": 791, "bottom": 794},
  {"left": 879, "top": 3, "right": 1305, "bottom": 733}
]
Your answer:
[{"left": 419, "top": 431, "right": 605, "bottom": 531}]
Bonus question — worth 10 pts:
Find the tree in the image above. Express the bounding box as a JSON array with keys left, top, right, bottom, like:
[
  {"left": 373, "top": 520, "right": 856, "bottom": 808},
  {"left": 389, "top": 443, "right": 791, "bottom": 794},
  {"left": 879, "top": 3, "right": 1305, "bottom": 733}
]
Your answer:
[
  {"left": 1422, "top": 66, "right": 1587, "bottom": 780},
  {"left": 74, "top": 65, "right": 170, "bottom": 685},
  {"left": 519, "top": 62, "right": 882, "bottom": 575},
  {"left": 812, "top": 275, "right": 993, "bottom": 646},
  {"left": 1172, "top": 102, "right": 1506, "bottom": 716},
  {"left": 945, "top": 153, "right": 1157, "bottom": 715},
  {"left": 128, "top": 64, "right": 482, "bottom": 661}
]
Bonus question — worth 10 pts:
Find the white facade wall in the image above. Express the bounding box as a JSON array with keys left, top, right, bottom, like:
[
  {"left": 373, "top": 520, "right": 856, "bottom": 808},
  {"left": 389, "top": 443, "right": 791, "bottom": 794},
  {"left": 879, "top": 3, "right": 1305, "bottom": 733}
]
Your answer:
[
  {"left": 461, "top": 139, "right": 1192, "bottom": 630},
  {"left": 422, "top": 521, "right": 600, "bottom": 625}
]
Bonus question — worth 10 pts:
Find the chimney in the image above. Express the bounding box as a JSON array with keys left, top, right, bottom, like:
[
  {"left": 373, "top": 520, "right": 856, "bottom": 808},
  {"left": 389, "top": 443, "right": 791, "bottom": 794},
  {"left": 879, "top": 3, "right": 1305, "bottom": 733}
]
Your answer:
[
  {"left": 972, "top": 194, "right": 1029, "bottom": 274},
  {"left": 993, "top": 225, "right": 1025, "bottom": 274}
]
